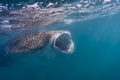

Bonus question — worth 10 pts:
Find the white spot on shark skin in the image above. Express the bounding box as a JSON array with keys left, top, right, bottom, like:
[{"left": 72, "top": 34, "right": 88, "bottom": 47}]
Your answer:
[
  {"left": 26, "top": 2, "right": 39, "bottom": 8},
  {"left": 0, "top": 5, "right": 8, "bottom": 9},
  {"left": 1, "top": 20, "right": 9, "bottom": 24},
  {"left": 1, "top": 25, "right": 12, "bottom": 29},
  {"left": 0, "top": 5, "right": 8, "bottom": 12},
  {"left": 76, "top": 4, "right": 82, "bottom": 8},
  {"left": 63, "top": 19, "right": 74, "bottom": 24},
  {"left": 47, "top": 2, "right": 54, "bottom": 8},
  {"left": 103, "top": 0, "right": 111, "bottom": 4},
  {"left": 116, "top": 0, "right": 119, "bottom": 2}
]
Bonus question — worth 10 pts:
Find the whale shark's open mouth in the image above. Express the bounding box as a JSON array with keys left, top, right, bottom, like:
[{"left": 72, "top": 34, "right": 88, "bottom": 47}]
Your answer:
[{"left": 50, "top": 31, "right": 74, "bottom": 54}]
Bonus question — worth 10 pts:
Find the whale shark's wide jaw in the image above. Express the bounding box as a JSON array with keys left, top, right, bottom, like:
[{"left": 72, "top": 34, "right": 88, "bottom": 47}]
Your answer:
[{"left": 50, "top": 31, "right": 74, "bottom": 54}]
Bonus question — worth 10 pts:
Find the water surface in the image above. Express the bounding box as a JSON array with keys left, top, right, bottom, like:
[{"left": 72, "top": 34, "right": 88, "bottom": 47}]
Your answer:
[{"left": 0, "top": 0, "right": 120, "bottom": 80}]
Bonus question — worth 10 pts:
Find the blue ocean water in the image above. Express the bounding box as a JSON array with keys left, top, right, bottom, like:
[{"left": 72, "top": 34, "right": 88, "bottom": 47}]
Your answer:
[{"left": 0, "top": 0, "right": 120, "bottom": 80}]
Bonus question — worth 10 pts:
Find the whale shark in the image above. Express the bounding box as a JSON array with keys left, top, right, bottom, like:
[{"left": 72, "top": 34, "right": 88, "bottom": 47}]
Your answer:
[{"left": 1, "top": 30, "right": 74, "bottom": 54}]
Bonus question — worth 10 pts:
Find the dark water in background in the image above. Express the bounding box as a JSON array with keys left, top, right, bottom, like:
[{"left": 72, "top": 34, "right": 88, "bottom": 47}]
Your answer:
[{"left": 1, "top": 0, "right": 120, "bottom": 80}]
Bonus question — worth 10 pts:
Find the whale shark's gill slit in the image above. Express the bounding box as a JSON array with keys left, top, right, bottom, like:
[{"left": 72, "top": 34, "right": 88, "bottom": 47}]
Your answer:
[{"left": 50, "top": 31, "right": 74, "bottom": 54}]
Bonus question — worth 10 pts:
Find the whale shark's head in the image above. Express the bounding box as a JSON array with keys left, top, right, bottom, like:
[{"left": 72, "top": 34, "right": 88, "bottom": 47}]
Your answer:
[{"left": 50, "top": 31, "right": 74, "bottom": 54}]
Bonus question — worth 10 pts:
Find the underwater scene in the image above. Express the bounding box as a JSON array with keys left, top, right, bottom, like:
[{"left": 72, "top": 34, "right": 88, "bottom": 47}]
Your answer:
[{"left": 0, "top": 0, "right": 120, "bottom": 80}]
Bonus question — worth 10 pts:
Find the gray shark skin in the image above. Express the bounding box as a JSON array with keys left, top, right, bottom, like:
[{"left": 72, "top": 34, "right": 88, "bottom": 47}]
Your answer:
[
  {"left": 4, "top": 31, "right": 52, "bottom": 54},
  {"left": 0, "top": 30, "right": 74, "bottom": 67},
  {"left": 1, "top": 30, "right": 74, "bottom": 54}
]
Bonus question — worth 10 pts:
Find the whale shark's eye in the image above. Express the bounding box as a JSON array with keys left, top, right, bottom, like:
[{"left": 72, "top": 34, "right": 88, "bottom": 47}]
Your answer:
[{"left": 51, "top": 31, "right": 74, "bottom": 54}]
